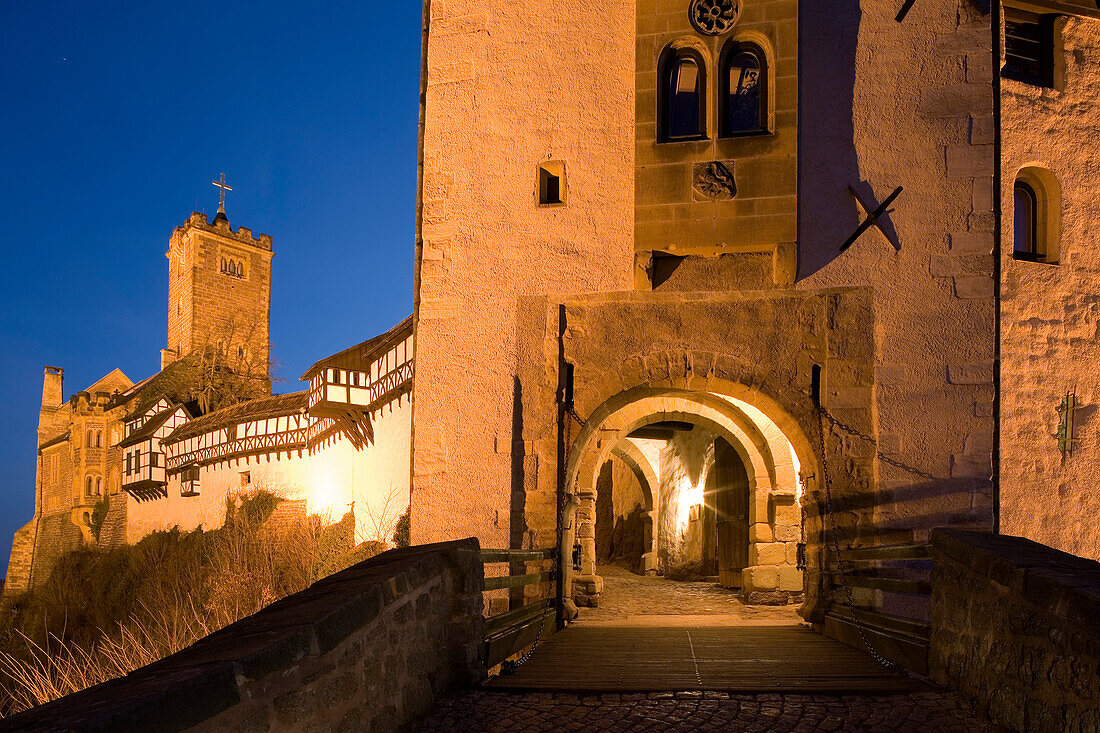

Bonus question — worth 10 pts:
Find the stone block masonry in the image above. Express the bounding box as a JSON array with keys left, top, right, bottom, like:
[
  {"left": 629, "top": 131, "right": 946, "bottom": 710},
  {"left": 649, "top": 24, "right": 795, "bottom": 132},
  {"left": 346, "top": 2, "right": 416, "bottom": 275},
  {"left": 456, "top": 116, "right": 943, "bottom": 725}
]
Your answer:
[
  {"left": 0, "top": 539, "right": 486, "bottom": 733},
  {"left": 929, "top": 529, "right": 1100, "bottom": 732}
]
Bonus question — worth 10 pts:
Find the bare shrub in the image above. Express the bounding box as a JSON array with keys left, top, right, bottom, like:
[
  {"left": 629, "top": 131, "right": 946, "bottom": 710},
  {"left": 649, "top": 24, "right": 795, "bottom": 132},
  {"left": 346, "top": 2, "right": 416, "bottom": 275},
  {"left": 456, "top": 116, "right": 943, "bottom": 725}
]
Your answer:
[
  {"left": 0, "top": 489, "right": 380, "bottom": 717},
  {"left": 358, "top": 484, "right": 410, "bottom": 547}
]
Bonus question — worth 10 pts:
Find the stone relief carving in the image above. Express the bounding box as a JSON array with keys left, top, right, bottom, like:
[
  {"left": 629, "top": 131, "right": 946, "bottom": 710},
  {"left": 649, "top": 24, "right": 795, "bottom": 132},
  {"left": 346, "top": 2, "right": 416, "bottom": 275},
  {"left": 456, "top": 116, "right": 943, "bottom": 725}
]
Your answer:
[
  {"left": 688, "top": 0, "right": 741, "bottom": 36},
  {"left": 692, "top": 161, "right": 737, "bottom": 199}
]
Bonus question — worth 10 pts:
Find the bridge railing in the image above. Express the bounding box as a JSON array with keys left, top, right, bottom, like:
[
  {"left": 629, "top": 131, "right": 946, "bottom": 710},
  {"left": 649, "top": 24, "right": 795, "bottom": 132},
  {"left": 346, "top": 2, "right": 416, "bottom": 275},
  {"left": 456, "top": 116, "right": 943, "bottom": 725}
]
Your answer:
[
  {"left": 825, "top": 542, "right": 933, "bottom": 674},
  {"left": 480, "top": 547, "right": 559, "bottom": 668}
]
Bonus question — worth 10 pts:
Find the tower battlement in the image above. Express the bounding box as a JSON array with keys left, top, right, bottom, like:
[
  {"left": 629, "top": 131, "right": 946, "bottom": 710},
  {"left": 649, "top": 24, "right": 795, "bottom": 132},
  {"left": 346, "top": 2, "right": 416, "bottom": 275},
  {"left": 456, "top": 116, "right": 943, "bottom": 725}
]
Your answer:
[{"left": 173, "top": 211, "right": 273, "bottom": 251}]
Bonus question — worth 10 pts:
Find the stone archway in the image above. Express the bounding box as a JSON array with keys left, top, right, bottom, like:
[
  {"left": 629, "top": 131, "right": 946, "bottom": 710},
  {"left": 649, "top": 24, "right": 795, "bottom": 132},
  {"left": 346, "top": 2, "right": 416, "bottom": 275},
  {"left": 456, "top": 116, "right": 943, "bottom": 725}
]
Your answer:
[{"left": 561, "top": 381, "right": 817, "bottom": 609}]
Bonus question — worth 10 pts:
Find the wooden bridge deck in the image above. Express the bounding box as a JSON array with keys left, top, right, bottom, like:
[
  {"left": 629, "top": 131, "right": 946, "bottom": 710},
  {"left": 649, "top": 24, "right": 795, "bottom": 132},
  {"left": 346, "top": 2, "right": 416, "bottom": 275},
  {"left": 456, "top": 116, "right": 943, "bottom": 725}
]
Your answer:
[{"left": 484, "top": 616, "right": 933, "bottom": 694}]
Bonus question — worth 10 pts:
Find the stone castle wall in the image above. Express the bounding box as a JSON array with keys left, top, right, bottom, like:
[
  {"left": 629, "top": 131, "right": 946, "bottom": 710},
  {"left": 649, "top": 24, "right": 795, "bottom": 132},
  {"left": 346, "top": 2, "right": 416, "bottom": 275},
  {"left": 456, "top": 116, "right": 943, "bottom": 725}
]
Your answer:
[
  {"left": 0, "top": 540, "right": 486, "bottom": 733},
  {"left": 797, "top": 0, "right": 997, "bottom": 541},
  {"left": 411, "top": 0, "right": 636, "bottom": 549},
  {"left": 999, "top": 16, "right": 1100, "bottom": 561},
  {"left": 929, "top": 528, "right": 1100, "bottom": 730},
  {"left": 635, "top": 0, "right": 798, "bottom": 286}
]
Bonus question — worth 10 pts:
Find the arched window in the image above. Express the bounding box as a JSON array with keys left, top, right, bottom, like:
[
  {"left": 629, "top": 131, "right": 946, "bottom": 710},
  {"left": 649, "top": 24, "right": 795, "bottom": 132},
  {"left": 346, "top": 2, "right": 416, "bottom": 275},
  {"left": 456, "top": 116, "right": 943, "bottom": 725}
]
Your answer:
[
  {"left": 95, "top": 431, "right": 102, "bottom": 448},
  {"left": 659, "top": 47, "right": 707, "bottom": 142},
  {"left": 1014, "top": 168, "right": 1060, "bottom": 264},
  {"left": 85, "top": 476, "right": 93, "bottom": 497},
  {"left": 220, "top": 257, "right": 228, "bottom": 273},
  {"left": 1014, "top": 181, "right": 1038, "bottom": 258},
  {"left": 236, "top": 261, "right": 244, "bottom": 277},
  {"left": 721, "top": 42, "right": 767, "bottom": 136},
  {"left": 86, "top": 430, "right": 93, "bottom": 447},
  {"left": 95, "top": 477, "right": 102, "bottom": 496}
]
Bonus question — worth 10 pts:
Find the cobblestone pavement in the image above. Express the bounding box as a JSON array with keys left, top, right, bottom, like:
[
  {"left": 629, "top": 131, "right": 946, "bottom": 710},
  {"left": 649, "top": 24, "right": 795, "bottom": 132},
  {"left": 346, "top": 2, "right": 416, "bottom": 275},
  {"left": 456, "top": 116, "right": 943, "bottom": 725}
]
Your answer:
[
  {"left": 415, "top": 690, "right": 1000, "bottom": 732},
  {"left": 580, "top": 564, "right": 799, "bottom": 623}
]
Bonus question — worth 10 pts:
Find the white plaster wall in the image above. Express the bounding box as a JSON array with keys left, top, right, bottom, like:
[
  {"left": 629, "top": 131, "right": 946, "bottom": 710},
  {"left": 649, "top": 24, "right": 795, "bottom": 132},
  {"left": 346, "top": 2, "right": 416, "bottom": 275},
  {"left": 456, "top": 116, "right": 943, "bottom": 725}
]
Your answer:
[
  {"left": 657, "top": 428, "right": 715, "bottom": 566},
  {"left": 999, "top": 17, "right": 1100, "bottom": 560},
  {"left": 126, "top": 396, "right": 412, "bottom": 546}
]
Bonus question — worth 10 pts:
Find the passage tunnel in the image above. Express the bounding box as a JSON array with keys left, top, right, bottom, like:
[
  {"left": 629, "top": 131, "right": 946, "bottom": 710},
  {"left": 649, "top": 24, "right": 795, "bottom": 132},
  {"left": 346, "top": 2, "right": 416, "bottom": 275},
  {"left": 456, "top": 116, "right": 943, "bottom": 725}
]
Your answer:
[{"left": 564, "top": 386, "right": 810, "bottom": 609}]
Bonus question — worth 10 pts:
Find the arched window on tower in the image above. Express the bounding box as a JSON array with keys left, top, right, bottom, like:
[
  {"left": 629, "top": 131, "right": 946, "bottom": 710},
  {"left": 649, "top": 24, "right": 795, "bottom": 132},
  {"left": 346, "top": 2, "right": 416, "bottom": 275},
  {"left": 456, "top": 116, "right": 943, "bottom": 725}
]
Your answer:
[
  {"left": 236, "top": 261, "right": 244, "bottom": 277},
  {"left": 85, "top": 476, "right": 93, "bottom": 497},
  {"left": 721, "top": 42, "right": 767, "bottom": 136},
  {"left": 1013, "top": 168, "right": 1060, "bottom": 264},
  {"left": 1014, "top": 181, "right": 1038, "bottom": 259},
  {"left": 659, "top": 47, "right": 707, "bottom": 142},
  {"left": 95, "top": 477, "right": 102, "bottom": 496}
]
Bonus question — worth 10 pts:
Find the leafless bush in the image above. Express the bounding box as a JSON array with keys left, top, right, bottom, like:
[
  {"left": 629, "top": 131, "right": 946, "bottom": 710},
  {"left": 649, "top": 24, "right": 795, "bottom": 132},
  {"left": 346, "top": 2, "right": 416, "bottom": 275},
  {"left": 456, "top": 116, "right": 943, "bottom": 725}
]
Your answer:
[
  {"left": 357, "top": 484, "right": 409, "bottom": 546},
  {"left": 0, "top": 490, "right": 376, "bottom": 717}
]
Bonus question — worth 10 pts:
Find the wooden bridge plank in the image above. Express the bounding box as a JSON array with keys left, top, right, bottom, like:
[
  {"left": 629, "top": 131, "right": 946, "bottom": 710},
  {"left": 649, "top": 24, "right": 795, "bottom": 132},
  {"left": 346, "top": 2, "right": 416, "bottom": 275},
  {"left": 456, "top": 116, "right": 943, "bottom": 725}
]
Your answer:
[
  {"left": 480, "top": 548, "right": 556, "bottom": 563},
  {"left": 484, "top": 624, "right": 933, "bottom": 694},
  {"left": 483, "top": 571, "right": 553, "bottom": 591}
]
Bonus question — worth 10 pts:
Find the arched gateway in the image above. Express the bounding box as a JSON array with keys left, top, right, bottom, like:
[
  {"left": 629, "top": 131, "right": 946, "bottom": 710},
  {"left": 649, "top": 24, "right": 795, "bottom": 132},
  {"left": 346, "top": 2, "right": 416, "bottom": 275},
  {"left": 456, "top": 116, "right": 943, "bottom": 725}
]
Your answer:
[
  {"left": 561, "top": 382, "right": 818, "bottom": 609},
  {"left": 494, "top": 288, "right": 884, "bottom": 627}
]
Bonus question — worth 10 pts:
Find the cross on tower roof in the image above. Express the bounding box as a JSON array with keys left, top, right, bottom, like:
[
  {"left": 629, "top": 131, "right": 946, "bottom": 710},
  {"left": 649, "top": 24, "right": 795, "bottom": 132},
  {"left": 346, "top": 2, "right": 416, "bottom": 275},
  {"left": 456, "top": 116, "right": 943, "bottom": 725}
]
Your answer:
[{"left": 211, "top": 172, "right": 233, "bottom": 219}]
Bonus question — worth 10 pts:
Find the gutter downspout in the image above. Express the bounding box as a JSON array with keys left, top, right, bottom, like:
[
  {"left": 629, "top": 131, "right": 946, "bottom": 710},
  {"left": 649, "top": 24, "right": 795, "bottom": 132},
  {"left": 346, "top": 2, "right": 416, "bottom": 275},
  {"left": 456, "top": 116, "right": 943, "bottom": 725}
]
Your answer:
[{"left": 992, "top": 0, "right": 1003, "bottom": 535}]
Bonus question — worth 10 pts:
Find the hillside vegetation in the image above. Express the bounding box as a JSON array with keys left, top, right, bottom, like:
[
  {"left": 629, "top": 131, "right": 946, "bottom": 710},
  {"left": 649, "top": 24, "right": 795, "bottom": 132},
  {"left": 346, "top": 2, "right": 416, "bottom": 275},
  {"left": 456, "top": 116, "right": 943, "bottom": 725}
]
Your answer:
[{"left": 0, "top": 491, "right": 400, "bottom": 717}]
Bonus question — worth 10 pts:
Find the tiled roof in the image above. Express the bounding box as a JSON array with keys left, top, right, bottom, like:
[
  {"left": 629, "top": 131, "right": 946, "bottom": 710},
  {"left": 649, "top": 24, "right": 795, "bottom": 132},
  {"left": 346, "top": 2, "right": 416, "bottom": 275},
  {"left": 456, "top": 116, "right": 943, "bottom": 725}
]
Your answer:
[
  {"left": 164, "top": 391, "right": 308, "bottom": 444},
  {"left": 300, "top": 315, "right": 412, "bottom": 381}
]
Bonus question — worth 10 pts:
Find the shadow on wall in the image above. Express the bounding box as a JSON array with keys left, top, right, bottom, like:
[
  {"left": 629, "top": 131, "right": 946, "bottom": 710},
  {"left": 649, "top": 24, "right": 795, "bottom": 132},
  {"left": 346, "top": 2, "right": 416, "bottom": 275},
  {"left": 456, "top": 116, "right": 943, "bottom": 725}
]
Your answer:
[
  {"left": 806, "top": 477, "right": 993, "bottom": 546},
  {"left": 510, "top": 376, "right": 528, "bottom": 550},
  {"left": 797, "top": 0, "right": 862, "bottom": 279}
]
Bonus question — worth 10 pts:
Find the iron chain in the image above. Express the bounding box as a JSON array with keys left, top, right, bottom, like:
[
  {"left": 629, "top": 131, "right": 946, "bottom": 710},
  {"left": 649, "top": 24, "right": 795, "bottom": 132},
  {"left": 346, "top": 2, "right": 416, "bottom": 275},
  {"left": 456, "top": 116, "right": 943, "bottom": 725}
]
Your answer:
[{"left": 816, "top": 407, "right": 907, "bottom": 675}]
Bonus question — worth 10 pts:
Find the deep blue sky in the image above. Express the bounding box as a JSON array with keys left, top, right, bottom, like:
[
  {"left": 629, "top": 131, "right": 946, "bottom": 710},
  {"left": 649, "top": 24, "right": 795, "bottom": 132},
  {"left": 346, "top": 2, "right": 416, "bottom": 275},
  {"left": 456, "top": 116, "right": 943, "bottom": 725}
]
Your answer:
[{"left": 0, "top": 2, "right": 423, "bottom": 577}]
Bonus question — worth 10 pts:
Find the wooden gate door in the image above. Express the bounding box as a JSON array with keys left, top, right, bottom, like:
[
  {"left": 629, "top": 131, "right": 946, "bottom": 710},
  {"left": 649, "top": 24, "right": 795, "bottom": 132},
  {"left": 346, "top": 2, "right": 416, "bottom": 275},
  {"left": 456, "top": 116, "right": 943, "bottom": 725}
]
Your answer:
[{"left": 714, "top": 438, "right": 750, "bottom": 588}]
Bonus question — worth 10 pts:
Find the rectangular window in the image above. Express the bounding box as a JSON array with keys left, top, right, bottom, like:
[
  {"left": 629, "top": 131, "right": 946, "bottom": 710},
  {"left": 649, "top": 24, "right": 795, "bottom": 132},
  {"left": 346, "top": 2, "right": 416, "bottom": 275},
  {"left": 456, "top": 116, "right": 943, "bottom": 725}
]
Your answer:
[
  {"left": 538, "top": 161, "right": 566, "bottom": 206},
  {"left": 1003, "top": 9, "right": 1056, "bottom": 87},
  {"left": 240, "top": 471, "right": 251, "bottom": 488}
]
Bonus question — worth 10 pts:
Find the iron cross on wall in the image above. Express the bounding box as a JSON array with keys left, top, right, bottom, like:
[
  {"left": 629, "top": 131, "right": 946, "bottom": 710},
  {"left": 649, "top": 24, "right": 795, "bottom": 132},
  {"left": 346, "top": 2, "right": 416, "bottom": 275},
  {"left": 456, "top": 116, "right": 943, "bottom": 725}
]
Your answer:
[{"left": 839, "top": 184, "right": 904, "bottom": 252}]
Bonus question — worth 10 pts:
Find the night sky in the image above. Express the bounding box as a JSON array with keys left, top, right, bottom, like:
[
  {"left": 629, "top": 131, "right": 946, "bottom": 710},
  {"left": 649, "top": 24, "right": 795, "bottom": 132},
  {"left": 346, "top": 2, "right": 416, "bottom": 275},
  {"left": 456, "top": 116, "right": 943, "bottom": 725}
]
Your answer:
[{"left": 0, "top": 2, "right": 423, "bottom": 576}]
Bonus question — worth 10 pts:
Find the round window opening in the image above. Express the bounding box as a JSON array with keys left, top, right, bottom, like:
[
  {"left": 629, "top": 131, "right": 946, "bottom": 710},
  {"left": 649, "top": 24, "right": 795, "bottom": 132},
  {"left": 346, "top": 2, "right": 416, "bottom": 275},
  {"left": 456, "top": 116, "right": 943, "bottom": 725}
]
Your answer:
[{"left": 689, "top": 0, "right": 741, "bottom": 35}]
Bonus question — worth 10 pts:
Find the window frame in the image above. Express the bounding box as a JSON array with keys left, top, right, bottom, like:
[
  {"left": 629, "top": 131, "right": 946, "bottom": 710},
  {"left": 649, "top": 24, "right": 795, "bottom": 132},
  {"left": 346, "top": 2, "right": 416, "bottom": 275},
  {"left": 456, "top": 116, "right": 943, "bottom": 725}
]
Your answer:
[
  {"left": 657, "top": 46, "right": 709, "bottom": 143},
  {"left": 1012, "top": 168, "right": 1061, "bottom": 265},
  {"left": 1002, "top": 7, "right": 1062, "bottom": 89},
  {"left": 719, "top": 41, "right": 769, "bottom": 138},
  {"left": 1013, "top": 180, "right": 1040, "bottom": 260}
]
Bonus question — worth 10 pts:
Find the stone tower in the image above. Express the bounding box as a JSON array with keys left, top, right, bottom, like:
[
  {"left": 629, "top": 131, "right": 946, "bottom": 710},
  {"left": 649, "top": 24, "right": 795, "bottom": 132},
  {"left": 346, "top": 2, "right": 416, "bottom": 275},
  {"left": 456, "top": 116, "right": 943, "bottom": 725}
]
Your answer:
[
  {"left": 411, "top": 0, "right": 999, "bottom": 618},
  {"left": 410, "top": 0, "right": 636, "bottom": 547},
  {"left": 163, "top": 211, "right": 274, "bottom": 377}
]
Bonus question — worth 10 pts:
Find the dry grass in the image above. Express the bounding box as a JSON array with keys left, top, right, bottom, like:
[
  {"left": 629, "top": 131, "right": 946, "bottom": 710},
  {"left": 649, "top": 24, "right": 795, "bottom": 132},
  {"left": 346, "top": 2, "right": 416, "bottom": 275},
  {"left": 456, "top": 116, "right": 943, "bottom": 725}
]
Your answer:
[{"left": 0, "top": 490, "right": 384, "bottom": 718}]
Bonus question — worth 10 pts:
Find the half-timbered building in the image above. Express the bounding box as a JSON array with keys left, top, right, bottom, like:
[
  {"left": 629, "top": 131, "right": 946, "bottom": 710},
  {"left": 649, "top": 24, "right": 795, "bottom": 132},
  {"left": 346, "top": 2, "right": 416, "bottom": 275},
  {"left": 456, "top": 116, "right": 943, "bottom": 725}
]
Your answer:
[{"left": 4, "top": 207, "right": 416, "bottom": 597}]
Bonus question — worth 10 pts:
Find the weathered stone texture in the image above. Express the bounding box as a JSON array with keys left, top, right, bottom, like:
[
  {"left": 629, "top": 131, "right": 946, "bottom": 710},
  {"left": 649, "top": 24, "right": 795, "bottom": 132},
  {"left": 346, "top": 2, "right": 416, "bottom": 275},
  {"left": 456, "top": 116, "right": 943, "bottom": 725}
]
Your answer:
[
  {"left": 165, "top": 212, "right": 272, "bottom": 371},
  {"left": 411, "top": 0, "right": 636, "bottom": 549},
  {"left": 0, "top": 540, "right": 486, "bottom": 733},
  {"left": 999, "top": 17, "right": 1100, "bottom": 562},
  {"left": 929, "top": 529, "right": 1100, "bottom": 731}
]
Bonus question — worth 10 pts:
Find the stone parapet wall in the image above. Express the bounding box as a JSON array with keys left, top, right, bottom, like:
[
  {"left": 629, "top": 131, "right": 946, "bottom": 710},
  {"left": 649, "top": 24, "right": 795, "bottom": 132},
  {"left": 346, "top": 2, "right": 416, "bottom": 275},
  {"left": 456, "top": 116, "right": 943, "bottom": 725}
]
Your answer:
[
  {"left": 929, "top": 528, "right": 1100, "bottom": 731},
  {"left": 0, "top": 539, "right": 486, "bottom": 733}
]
